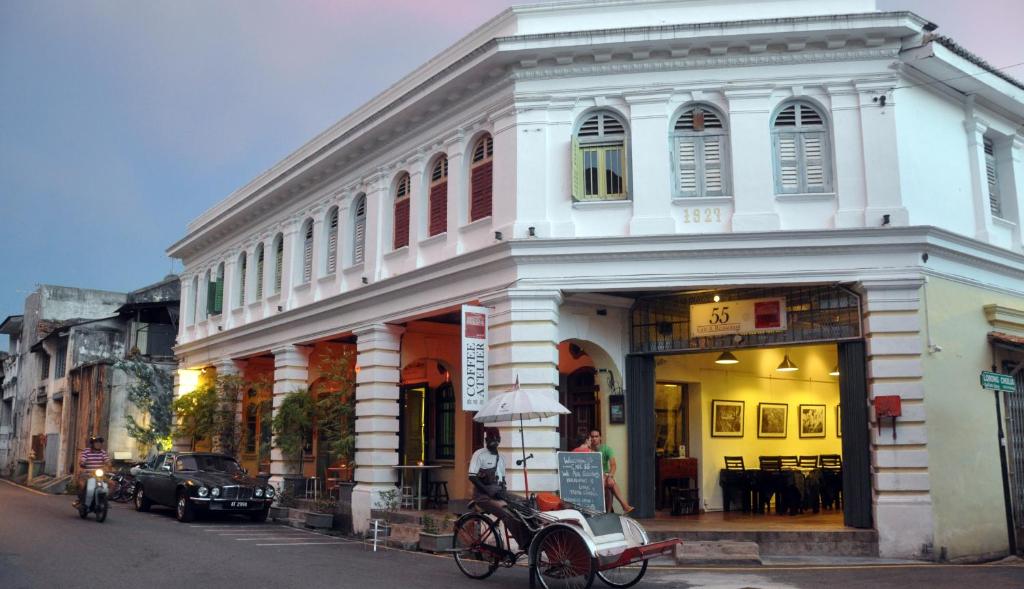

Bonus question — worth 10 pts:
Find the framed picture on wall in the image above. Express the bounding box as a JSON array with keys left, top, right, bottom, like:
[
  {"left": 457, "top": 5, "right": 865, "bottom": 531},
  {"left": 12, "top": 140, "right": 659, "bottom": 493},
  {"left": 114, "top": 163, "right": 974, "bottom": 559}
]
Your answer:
[
  {"left": 836, "top": 405, "right": 842, "bottom": 438},
  {"left": 711, "top": 400, "right": 744, "bottom": 438},
  {"left": 609, "top": 394, "right": 625, "bottom": 424},
  {"left": 799, "top": 404, "right": 826, "bottom": 438},
  {"left": 757, "top": 403, "right": 788, "bottom": 438}
]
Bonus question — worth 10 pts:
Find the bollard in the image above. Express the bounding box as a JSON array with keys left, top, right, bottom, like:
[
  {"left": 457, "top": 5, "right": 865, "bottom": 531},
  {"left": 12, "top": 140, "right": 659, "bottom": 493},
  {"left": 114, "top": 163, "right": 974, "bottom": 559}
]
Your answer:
[{"left": 27, "top": 450, "right": 35, "bottom": 485}]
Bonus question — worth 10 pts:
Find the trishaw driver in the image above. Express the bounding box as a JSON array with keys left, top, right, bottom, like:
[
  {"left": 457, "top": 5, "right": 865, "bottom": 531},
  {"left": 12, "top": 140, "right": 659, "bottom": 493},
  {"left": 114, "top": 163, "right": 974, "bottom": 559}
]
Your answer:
[{"left": 468, "top": 428, "right": 530, "bottom": 547}]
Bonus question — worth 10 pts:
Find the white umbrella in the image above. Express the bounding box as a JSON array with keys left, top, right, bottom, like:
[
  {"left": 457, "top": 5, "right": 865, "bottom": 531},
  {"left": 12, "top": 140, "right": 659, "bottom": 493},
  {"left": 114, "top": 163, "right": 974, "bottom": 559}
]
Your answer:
[{"left": 473, "top": 378, "right": 570, "bottom": 496}]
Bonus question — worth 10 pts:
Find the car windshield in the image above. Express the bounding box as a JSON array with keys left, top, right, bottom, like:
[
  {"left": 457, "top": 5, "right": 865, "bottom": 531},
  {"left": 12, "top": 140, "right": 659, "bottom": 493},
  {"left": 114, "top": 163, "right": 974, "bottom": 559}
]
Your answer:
[{"left": 176, "top": 455, "right": 242, "bottom": 474}]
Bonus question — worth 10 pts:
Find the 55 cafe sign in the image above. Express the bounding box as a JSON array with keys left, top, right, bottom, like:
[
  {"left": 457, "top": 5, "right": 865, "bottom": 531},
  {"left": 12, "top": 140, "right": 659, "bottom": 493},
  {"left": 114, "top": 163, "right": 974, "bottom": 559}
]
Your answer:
[
  {"left": 690, "top": 297, "right": 787, "bottom": 338},
  {"left": 462, "top": 305, "right": 489, "bottom": 411}
]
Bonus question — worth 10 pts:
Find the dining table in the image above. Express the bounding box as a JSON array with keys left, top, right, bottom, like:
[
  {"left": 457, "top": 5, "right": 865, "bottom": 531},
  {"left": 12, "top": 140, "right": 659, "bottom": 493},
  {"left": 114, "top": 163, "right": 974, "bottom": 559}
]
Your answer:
[{"left": 393, "top": 464, "right": 442, "bottom": 510}]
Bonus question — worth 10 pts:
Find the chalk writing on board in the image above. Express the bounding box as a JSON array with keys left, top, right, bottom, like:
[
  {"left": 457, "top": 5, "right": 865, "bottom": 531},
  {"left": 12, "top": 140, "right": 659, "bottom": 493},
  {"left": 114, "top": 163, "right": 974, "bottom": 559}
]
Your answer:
[{"left": 557, "top": 451, "right": 605, "bottom": 513}]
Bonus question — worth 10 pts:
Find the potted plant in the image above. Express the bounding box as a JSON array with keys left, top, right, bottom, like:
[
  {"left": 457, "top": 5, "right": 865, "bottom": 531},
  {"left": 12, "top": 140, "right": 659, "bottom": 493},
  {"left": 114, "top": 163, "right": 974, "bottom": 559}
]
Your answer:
[
  {"left": 418, "top": 514, "right": 455, "bottom": 553},
  {"left": 271, "top": 388, "right": 315, "bottom": 496},
  {"left": 305, "top": 497, "right": 337, "bottom": 530},
  {"left": 269, "top": 487, "right": 295, "bottom": 522},
  {"left": 315, "top": 349, "right": 358, "bottom": 480},
  {"left": 371, "top": 487, "right": 400, "bottom": 539}
]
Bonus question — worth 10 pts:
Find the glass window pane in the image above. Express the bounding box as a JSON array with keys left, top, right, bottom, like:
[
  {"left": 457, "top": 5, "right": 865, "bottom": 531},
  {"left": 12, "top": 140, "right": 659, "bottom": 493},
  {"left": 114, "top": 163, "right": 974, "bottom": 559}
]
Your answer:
[
  {"left": 606, "top": 148, "right": 623, "bottom": 195},
  {"left": 584, "top": 150, "right": 599, "bottom": 196}
]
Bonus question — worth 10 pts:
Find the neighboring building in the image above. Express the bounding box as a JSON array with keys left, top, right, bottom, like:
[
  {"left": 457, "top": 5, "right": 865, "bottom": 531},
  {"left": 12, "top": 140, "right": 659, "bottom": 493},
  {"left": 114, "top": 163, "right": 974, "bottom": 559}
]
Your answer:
[
  {"left": 167, "top": 0, "right": 1024, "bottom": 561},
  {"left": 1, "top": 277, "right": 180, "bottom": 480}
]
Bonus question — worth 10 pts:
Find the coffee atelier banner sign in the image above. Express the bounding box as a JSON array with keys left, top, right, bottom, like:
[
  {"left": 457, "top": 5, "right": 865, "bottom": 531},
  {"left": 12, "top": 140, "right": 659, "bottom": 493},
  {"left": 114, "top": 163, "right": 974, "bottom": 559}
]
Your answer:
[
  {"left": 689, "top": 297, "right": 788, "bottom": 338},
  {"left": 461, "top": 305, "right": 489, "bottom": 411}
]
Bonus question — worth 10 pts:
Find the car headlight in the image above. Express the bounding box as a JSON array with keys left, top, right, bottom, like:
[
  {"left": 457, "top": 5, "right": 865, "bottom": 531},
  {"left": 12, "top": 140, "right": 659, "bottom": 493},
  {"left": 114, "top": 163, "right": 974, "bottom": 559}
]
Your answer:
[
  {"left": 265, "top": 487, "right": 275, "bottom": 498},
  {"left": 94, "top": 469, "right": 104, "bottom": 478},
  {"left": 254, "top": 487, "right": 264, "bottom": 497},
  {"left": 211, "top": 487, "right": 221, "bottom": 497},
  {"left": 198, "top": 486, "right": 209, "bottom": 497}
]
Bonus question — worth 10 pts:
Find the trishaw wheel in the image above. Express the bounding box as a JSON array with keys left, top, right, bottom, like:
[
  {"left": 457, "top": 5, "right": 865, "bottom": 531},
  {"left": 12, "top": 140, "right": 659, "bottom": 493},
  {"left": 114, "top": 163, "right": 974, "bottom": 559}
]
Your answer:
[
  {"left": 533, "top": 527, "right": 597, "bottom": 589},
  {"left": 596, "top": 518, "right": 648, "bottom": 588},
  {"left": 453, "top": 513, "right": 503, "bottom": 580}
]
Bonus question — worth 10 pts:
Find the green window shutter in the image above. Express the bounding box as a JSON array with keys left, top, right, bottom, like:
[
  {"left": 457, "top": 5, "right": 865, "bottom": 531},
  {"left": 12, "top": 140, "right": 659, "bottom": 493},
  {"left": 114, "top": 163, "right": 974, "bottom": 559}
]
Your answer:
[
  {"left": 774, "top": 132, "right": 800, "bottom": 194},
  {"left": 801, "top": 132, "right": 828, "bottom": 193},
  {"left": 255, "top": 250, "right": 264, "bottom": 299},
  {"left": 676, "top": 137, "right": 700, "bottom": 197},
  {"left": 214, "top": 277, "right": 224, "bottom": 315},
  {"left": 206, "top": 280, "right": 216, "bottom": 315},
  {"left": 620, "top": 133, "right": 629, "bottom": 199},
  {"left": 275, "top": 241, "right": 283, "bottom": 293},
  {"left": 571, "top": 136, "right": 582, "bottom": 202}
]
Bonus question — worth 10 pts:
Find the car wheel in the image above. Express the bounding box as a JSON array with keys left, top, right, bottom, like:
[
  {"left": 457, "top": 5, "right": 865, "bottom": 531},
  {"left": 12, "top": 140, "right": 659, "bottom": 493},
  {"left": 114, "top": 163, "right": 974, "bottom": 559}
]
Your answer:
[
  {"left": 175, "top": 491, "right": 194, "bottom": 523},
  {"left": 250, "top": 509, "right": 269, "bottom": 523},
  {"left": 134, "top": 486, "right": 151, "bottom": 512}
]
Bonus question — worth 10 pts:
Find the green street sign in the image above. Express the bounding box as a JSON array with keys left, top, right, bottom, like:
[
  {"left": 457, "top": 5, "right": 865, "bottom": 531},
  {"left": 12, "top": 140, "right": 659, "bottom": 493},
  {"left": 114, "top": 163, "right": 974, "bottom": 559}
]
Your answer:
[{"left": 980, "top": 371, "right": 1016, "bottom": 393}]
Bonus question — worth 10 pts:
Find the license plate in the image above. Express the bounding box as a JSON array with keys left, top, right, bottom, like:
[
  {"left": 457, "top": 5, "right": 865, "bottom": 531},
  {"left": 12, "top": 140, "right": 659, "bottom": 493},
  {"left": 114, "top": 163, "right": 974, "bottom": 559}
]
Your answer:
[{"left": 230, "top": 501, "right": 249, "bottom": 508}]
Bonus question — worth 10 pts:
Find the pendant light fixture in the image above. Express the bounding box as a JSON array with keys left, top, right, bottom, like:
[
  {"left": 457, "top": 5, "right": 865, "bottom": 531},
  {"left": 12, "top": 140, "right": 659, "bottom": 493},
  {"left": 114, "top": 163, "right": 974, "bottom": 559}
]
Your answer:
[
  {"left": 829, "top": 365, "right": 840, "bottom": 377},
  {"left": 715, "top": 351, "right": 739, "bottom": 365},
  {"left": 776, "top": 353, "right": 799, "bottom": 372}
]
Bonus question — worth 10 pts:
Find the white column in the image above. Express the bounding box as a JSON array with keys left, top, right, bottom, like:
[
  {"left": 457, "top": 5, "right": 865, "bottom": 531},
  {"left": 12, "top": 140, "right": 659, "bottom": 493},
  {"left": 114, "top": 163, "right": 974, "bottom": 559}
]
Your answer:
[
  {"left": 1006, "top": 135, "right": 1024, "bottom": 252},
  {"left": 857, "top": 82, "right": 908, "bottom": 227},
  {"left": 626, "top": 94, "right": 675, "bottom": 235},
  {"left": 279, "top": 220, "right": 300, "bottom": 308},
  {"left": 350, "top": 323, "right": 404, "bottom": 533},
  {"left": 406, "top": 154, "right": 425, "bottom": 250},
  {"left": 724, "top": 89, "right": 780, "bottom": 231},
  {"left": 859, "top": 278, "right": 932, "bottom": 559},
  {"left": 965, "top": 115, "right": 997, "bottom": 243},
  {"left": 221, "top": 252, "right": 238, "bottom": 328},
  {"left": 827, "top": 85, "right": 867, "bottom": 228},
  {"left": 269, "top": 345, "right": 310, "bottom": 488},
  {"left": 479, "top": 289, "right": 562, "bottom": 494},
  {"left": 361, "top": 172, "right": 385, "bottom": 283}
]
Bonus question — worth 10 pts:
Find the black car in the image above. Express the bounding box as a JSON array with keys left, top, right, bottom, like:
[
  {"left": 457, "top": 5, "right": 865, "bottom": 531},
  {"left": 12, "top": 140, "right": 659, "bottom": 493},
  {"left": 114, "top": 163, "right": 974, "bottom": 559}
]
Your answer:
[{"left": 132, "top": 452, "right": 274, "bottom": 522}]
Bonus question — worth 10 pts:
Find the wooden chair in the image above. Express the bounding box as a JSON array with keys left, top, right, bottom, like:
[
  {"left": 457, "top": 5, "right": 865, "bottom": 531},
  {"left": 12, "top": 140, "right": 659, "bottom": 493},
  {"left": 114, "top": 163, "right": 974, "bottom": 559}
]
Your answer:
[
  {"left": 724, "top": 456, "right": 745, "bottom": 470},
  {"left": 780, "top": 456, "right": 799, "bottom": 469},
  {"left": 720, "top": 456, "right": 753, "bottom": 512},
  {"left": 798, "top": 455, "right": 818, "bottom": 469},
  {"left": 818, "top": 455, "right": 843, "bottom": 510},
  {"left": 759, "top": 456, "right": 782, "bottom": 471}
]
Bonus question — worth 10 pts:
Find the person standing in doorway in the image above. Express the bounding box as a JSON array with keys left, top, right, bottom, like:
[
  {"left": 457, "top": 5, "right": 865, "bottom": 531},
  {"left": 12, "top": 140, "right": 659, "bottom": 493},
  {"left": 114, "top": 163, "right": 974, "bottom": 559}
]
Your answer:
[
  {"left": 590, "top": 430, "right": 633, "bottom": 514},
  {"left": 572, "top": 433, "right": 592, "bottom": 453}
]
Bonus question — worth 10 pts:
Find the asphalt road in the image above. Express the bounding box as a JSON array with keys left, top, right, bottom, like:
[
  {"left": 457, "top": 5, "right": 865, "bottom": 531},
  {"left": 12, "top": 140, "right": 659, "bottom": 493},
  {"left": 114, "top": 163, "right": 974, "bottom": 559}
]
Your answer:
[{"left": 1, "top": 480, "right": 1022, "bottom": 589}]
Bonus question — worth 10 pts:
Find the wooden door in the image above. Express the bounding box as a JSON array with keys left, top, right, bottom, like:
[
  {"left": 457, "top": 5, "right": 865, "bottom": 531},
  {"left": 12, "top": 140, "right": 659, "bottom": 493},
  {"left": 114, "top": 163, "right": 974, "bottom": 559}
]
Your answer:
[{"left": 560, "top": 368, "right": 598, "bottom": 450}]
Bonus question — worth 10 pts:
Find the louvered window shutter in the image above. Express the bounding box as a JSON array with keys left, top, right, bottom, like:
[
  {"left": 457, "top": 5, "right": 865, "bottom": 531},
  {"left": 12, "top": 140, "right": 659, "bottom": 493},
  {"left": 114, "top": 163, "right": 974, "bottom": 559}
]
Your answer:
[
  {"left": 394, "top": 199, "right": 410, "bottom": 249},
  {"left": 255, "top": 250, "right": 264, "bottom": 299},
  {"left": 619, "top": 132, "right": 630, "bottom": 197},
  {"left": 702, "top": 136, "right": 725, "bottom": 197},
  {"left": 985, "top": 139, "right": 1001, "bottom": 217},
  {"left": 327, "top": 217, "right": 338, "bottom": 275},
  {"left": 676, "top": 137, "right": 699, "bottom": 197},
  {"left": 571, "top": 136, "right": 583, "bottom": 202},
  {"left": 214, "top": 276, "right": 224, "bottom": 315},
  {"left": 801, "top": 132, "right": 827, "bottom": 192},
  {"left": 206, "top": 279, "right": 215, "bottom": 315},
  {"left": 470, "top": 162, "right": 492, "bottom": 221},
  {"left": 239, "top": 258, "right": 246, "bottom": 307},
  {"left": 774, "top": 132, "right": 800, "bottom": 194},
  {"left": 353, "top": 216, "right": 366, "bottom": 264},
  {"left": 429, "top": 182, "right": 447, "bottom": 236},
  {"left": 274, "top": 242, "right": 283, "bottom": 293},
  {"left": 302, "top": 226, "right": 313, "bottom": 284}
]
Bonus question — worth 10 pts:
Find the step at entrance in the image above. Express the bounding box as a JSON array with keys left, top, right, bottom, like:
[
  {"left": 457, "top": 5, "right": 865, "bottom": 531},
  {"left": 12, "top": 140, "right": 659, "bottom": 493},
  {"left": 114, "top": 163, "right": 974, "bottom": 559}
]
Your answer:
[{"left": 649, "top": 528, "right": 878, "bottom": 557}]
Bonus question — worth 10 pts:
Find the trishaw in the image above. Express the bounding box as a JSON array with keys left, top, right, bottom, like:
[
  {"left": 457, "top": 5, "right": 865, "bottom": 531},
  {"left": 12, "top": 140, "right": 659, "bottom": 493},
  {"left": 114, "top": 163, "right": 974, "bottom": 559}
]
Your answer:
[{"left": 452, "top": 492, "right": 680, "bottom": 589}]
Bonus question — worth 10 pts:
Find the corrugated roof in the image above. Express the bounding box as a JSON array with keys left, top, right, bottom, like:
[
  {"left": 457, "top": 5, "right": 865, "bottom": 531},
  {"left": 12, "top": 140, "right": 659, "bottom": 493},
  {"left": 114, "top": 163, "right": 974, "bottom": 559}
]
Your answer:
[
  {"left": 932, "top": 35, "right": 1024, "bottom": 91},
  {"left": 989, "top": 331, "right": 1024, "bottom": 349}
]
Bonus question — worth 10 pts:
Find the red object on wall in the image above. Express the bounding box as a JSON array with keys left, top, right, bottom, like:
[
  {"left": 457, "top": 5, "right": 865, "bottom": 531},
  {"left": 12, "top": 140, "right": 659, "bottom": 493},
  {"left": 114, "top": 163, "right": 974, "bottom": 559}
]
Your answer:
[{"left": 873, "top": 395, "right": 902, "bottom": 417}]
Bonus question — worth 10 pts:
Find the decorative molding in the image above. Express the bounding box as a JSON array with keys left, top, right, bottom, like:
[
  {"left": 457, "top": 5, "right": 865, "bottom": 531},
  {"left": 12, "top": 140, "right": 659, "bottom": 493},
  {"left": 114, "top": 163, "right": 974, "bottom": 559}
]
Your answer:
[
  {"left": 510, "top": 48, "right": 901, "bottom": 82},
  {"left": 984, "top": 304, "right": 1024, "bottom": 332}
]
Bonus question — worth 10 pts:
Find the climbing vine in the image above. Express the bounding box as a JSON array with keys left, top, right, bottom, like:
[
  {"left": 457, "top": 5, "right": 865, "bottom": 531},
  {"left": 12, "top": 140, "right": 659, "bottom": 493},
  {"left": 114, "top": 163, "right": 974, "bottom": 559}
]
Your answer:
[{"left": 113, "top": 359, "right": 174, "bottom": 453}]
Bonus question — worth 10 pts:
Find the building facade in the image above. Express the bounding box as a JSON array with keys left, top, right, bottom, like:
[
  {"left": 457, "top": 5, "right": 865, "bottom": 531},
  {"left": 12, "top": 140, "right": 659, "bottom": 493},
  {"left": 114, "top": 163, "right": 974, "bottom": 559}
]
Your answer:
[
  {"left": 0, "top": 277, "right": 180, "bottom": 480},
  {"left": 168, "top": 0, "right": 1024, "bottom": 561}
]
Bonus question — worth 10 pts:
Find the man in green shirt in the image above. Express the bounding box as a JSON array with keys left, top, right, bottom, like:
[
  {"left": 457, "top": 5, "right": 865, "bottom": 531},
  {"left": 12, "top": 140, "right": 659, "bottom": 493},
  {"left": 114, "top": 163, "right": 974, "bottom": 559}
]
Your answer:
[{"left": 590, "top": 430, "right": 633, "bottom": 514}]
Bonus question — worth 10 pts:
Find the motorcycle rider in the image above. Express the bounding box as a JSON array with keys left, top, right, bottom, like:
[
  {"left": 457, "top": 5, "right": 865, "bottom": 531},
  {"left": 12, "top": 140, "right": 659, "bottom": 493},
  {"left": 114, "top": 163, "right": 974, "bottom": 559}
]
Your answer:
[
  {"left": 468, "top": 428, "right": 530, "bottom": 547},
  {"left": 74, "top": 436, "right": 110, "bottom": 509}
]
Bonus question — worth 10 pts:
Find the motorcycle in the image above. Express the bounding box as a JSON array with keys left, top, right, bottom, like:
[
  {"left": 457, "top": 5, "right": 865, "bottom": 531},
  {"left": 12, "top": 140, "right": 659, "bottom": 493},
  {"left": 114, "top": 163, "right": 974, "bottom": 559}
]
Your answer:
[
  {"left": 77, "top": 468, "right": 110, "bottom": 522},
  {"left": 108, "top": 469, "right": 137, "bottom": 503}
]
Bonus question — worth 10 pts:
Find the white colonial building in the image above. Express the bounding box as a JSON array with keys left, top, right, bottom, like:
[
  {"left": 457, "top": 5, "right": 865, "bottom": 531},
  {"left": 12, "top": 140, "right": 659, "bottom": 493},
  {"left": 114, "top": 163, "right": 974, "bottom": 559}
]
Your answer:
[{"left": 169, "top": 0, "right": 1024, "bottom": 561}]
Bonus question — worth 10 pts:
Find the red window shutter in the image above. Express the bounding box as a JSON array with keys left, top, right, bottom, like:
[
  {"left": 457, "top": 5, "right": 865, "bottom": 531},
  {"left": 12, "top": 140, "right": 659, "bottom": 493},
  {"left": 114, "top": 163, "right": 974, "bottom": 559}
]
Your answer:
[
  {"left": 393, "top": 199, "right": 410, "bottom": 249},
  {"left": 470, "top": 161, "right": 493, "bottom": 221},
  {"left": 429, "top": 181, "right": 447, "bottom": 236}
]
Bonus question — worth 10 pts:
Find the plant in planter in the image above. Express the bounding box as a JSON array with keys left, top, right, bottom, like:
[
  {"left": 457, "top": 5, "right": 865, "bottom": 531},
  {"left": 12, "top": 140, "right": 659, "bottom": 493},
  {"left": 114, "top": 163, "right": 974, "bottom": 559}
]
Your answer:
[
  {"left": 305, "top": 497, "right": 338, "bottom": 530},
  {"left": 271, "top": 388, "right": 315, "bottom": 495},
  {"left": 371, "top": 487, "right": 400, "bottom": 538},
  {"left": 314, "top": 349, "right": 357, "bottom": 478},
  {"left": 269, "top": 487, "right": 296, "bottom": 521},
  {"left": 171, "top": 374, "right": 243, "bottom": 454},
  {"left": 418, "top": 514, "right": 455, "bottom": 553}
]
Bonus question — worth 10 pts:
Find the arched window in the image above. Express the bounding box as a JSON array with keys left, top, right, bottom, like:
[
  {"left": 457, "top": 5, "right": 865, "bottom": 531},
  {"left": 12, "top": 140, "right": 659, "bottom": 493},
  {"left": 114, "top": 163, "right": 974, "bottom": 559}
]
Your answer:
[
  {"left": 273, "top": 233, "right": 284, "bottom": 294},
  {"left": 429, "top": 155, "right": 448, "bottom": 236},
  {"left": 352, "top": 194, "right": 367, "bottom": 265},
  {"left": 325, "top": 207, "right": 339, "bottom": 275},
  {"left": 572, "top": 110, "right": 629, "bottom": 202},
  {"left": 772, "top": 100, "right": 832, "bottom": 194},
  {"left": 470, "top": 134, "right": 493, "bottom": 221},
  {"left": 237, "top": 251, "right": 247, "bottom": 308},
  {"left": 190, "top": 275, "right": 199, "bottom": 325},
  {"left": 255, "top": 243, "right": 265, "bottom": 300},
  {"left": 393, "top": 173, "right": 411, "bottom": 250},
  {"left": 301, "top": 218, "right": 314, "bottom": 284},
  {"left": 673, "top": 105, "right": 729, "bottom": 197}
]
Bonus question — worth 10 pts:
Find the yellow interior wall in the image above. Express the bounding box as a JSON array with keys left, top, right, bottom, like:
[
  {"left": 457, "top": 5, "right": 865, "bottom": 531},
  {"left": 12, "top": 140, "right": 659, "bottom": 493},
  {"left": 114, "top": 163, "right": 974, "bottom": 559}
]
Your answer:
[
  {"left": 921, "top": 277, "right": 1018, "bottom": 559},
  {"left": 656, "top": 344, "right": 842, "bottom": 510}
]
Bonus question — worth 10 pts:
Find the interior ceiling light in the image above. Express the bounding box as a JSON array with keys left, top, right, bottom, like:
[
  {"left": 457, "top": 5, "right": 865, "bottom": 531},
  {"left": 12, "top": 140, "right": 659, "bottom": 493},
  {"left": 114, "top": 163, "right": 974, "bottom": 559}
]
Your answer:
[
  {"left": 829, "top": 365, "right": 840, "bottom": 377},
  {"left": 715, "top": 351, "right": 739, "bottom": 365},
  {"left": 776, "top": 354, "right": 799, "bottom": 372}
]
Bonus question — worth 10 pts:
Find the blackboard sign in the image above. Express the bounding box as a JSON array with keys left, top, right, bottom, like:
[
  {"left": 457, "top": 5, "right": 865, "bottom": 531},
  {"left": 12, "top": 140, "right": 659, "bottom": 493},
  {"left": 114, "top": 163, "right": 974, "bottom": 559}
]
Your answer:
[{"left": 557, "top": 451, "right": 605, "bottom": 513}]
